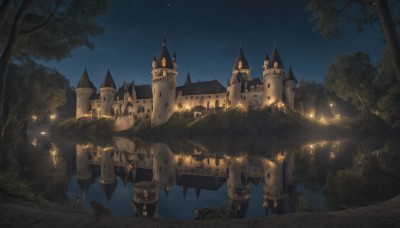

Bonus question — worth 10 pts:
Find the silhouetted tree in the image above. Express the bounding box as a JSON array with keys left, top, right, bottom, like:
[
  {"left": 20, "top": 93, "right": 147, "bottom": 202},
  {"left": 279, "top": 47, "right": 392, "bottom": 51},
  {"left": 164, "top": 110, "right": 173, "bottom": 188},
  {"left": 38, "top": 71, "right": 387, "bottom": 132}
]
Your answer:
[
  {"left": 375, "top": 48, "right": 400, "bottom": 128},
  {"left": 0, "top": 0, "right": 109, "bottom": 141},
  {"left": 325, "top": 52, "right": 377, "bottom": 121},
  {"left": 307, "top": 0, "right": 400, "bottom": 83}
]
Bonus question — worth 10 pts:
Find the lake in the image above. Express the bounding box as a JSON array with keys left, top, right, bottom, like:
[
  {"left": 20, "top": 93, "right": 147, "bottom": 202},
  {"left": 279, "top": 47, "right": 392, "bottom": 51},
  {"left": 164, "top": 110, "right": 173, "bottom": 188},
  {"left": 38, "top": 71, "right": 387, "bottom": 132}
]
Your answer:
[{"left": 8, "top": 133, "right": 400, "bottom": 220}]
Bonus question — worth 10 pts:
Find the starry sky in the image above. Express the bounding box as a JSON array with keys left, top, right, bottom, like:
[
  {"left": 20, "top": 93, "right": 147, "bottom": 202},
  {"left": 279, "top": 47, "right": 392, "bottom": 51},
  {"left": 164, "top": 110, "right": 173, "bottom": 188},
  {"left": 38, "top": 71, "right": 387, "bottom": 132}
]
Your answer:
[{"left": 46, "top": 0, "right": 386, "bottom": 89}]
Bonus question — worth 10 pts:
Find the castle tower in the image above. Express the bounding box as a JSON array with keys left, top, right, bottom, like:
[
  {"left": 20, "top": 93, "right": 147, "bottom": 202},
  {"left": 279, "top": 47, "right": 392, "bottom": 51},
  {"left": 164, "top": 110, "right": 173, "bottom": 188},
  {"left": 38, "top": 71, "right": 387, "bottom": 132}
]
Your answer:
[
  {"left": 76, "top": 144, "right": 93, "bottom": 204},
  {"left": 151, "top": 37, "right": 177, "bottom": 127},
  {"left": 228, "top": 48, "right": 251, "bottom": 108},
  {"left": 100, "top": 69, "right": 116, "bottom": 117},
  {"left": 263, "top": 46, "right": 285, "bottom": 107},
  {"left": 151, "top": 143, "right": 176, "bottom": 189},
  {"left": 283, "top": 66, "right": 297, "bottom": 110},
  {"left": 75, "top": 69, "right": 94, "bottom": 118}
]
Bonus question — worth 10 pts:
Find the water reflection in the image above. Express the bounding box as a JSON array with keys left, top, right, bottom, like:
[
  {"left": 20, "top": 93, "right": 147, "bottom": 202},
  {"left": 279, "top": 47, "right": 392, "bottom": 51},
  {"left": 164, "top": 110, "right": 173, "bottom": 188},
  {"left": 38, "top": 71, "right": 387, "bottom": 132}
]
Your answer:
[
  {"left": 15, "top": 135, "right": 400, "bottom": 220},
  {"left": 74, "top": 138, "right": 297, "bottom": 219}
]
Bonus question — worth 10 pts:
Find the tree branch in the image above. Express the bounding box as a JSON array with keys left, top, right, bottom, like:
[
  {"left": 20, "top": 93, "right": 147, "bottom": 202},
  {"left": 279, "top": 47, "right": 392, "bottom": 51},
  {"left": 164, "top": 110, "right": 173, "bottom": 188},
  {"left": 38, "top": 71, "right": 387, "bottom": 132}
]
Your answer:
[
  {"left": 336, "top": 0, "right": 354, "bottom": 13},
  {"left": 19, "top": 5, "right": 59, "bottom": 34},
  {"left": 0, "top": 0, "right": 13, "bottom": 31}
]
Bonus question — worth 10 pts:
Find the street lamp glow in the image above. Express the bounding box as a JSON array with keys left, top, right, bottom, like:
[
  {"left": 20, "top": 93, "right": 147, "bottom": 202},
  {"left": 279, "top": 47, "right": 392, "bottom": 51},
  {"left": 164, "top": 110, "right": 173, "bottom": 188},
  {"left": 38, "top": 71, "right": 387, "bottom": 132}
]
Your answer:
[{"left": 50, "top": 114, "right": 57, "bottom": 120}]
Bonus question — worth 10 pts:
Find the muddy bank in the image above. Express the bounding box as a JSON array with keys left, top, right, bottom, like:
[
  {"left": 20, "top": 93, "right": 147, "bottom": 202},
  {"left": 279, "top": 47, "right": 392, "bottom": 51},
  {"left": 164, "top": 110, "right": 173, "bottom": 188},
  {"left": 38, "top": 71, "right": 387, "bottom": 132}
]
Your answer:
[{"left": 1, "top": 194, "right": 399, "bottom": 228}]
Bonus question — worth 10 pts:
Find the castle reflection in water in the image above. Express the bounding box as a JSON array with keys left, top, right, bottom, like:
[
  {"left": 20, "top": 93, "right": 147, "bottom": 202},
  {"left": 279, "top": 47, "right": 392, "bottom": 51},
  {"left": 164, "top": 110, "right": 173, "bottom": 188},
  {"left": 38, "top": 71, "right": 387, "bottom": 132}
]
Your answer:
[{"left": 73, "top": 137, "right": 296, "bottom": 218}]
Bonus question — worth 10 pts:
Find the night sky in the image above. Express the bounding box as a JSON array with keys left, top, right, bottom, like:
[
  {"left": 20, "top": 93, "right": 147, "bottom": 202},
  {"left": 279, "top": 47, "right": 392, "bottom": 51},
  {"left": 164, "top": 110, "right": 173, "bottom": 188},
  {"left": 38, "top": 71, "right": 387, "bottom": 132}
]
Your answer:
[{"left": 46, "top": 0, "right": 385, "bottom": 89}]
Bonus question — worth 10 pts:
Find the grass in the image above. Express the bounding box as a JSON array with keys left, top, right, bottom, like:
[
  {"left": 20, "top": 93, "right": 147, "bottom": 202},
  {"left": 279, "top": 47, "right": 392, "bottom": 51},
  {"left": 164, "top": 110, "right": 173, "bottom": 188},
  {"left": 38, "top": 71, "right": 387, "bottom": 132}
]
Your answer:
[{"left": 0, "top": 171, "right": 31, "bottom": 198}]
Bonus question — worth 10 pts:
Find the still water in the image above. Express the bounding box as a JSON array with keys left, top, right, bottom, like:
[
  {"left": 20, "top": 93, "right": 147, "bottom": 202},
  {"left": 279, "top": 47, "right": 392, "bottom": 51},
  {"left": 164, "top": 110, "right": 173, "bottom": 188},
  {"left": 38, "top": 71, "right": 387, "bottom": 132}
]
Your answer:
[{"left": 14, "top": 134, "right": 400, "bottom": 220}]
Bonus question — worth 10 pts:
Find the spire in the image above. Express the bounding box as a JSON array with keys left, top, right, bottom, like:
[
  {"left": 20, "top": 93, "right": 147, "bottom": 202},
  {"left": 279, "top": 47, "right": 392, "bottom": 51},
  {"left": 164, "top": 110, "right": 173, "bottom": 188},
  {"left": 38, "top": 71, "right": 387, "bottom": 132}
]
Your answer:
[
  {"left": 101, "top": 69, "right": 116, "bottom": 89},
  {"left": 264, "top": 48, "right": 269, "bottom": 61},
  {"left": 76, "top": 68, "right": 95, "bottom": 89},
  {"left": 185, "top": 70, "right": 191, "bottom": 85},
  {"left": 234, "top": 48, "right": 250, "bottom": 70},
  {"left": 285, "top": 66, "right": 297, "bottom": 83},
  {"left": 155, "top": 37, "right": 174, "bottom": 69},
  {"left": 172, "top": 50, "right": 176, "bottom": 62},
  {"left": 268, "top": 45, "right": 284, "bottom": 69}
]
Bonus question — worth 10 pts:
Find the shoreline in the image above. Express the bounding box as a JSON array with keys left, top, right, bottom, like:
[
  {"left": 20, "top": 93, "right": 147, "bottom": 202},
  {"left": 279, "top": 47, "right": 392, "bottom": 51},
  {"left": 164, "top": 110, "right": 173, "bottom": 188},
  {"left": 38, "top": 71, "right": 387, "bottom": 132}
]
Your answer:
[{"left": 1, "top": 194, "right": 399, "bottom": 227}]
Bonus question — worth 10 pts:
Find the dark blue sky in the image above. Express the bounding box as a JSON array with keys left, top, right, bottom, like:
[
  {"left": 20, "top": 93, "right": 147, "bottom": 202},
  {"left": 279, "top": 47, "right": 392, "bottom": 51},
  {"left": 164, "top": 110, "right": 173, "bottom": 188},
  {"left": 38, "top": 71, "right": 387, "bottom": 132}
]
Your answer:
[{"left": 46, "top": 0, "right": 385, "bottom": 89}]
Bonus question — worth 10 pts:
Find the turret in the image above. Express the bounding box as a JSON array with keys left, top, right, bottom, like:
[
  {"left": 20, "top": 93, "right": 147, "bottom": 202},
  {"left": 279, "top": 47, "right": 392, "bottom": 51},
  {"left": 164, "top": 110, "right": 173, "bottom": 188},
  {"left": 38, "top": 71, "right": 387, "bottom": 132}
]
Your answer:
[
  {"left": 228, "top": 73, "right": 243, "bottom": 108},
  {"left": 151, "top": 37, "right": 178, "bottom": 127},
  {"left": 263, "top": 46, "right": 285, "bottom": 107},
  {"left": 75, "top": 69, "right": 94, "bottom": 118},
  {"left": 100, "top": 69, "right": 116, "bottom": 117},
  {"left": 228, "top": 48, "right": 251, "bottom": 108},
  {"left": 283, "top": 66, "right": 297, "bottom": 110},
  {"left": 263, "top": 49, "right": 269, "bottom": 72}
]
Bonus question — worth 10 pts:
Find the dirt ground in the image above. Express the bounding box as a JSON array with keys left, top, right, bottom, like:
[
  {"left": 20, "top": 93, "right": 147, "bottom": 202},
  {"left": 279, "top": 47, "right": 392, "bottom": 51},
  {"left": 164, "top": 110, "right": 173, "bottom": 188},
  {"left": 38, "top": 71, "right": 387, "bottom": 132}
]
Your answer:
[{"left": 1, "top": 194, "right": 400, "bottom": 228}]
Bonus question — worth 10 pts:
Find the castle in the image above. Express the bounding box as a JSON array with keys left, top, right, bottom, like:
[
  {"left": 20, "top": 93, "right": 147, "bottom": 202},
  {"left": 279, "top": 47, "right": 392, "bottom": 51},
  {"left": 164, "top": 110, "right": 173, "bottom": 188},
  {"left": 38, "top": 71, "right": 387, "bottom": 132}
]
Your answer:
[{"left": 75, "top": 37, "right": 298, "bottom": 129}]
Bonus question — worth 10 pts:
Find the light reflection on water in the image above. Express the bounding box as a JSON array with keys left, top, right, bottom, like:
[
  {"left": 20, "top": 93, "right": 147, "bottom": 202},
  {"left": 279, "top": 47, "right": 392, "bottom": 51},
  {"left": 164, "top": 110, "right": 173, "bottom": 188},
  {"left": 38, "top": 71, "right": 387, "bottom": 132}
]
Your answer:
[{"left": 22, "top": 135, "right": 400, "bottom": 220}]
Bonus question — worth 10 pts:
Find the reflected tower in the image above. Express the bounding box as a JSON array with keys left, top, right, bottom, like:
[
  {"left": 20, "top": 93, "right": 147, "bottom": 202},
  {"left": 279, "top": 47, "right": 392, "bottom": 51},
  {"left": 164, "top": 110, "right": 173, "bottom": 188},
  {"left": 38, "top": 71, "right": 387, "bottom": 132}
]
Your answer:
[
  {"left": 226, "top": 157, "right": 250, "bottom": 218},
  {"left": 152, "top": 143, "right": 176, "bottom": 195},
  {"left": 261, "top": 154, "right": 285, "bottom": 215},
  {"left": 75, "top": 144, "right": 93, "bottom": 204}
]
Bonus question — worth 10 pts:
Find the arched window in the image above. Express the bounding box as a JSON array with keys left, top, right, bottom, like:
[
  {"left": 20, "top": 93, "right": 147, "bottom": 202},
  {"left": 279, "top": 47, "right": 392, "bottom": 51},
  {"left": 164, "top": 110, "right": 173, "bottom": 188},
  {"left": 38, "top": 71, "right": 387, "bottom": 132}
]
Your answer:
[
  {"left": 238, "top": 60, "right": 242, "bottom": 69},
  {"left": 159, "top": 92, "right": 162, "bottom": 97},
  {"left": 215, "top": 100, "right": 219, "bottom": 108},
  {"left": 268, "top": 83, "right": 270, "bottom": 88}
]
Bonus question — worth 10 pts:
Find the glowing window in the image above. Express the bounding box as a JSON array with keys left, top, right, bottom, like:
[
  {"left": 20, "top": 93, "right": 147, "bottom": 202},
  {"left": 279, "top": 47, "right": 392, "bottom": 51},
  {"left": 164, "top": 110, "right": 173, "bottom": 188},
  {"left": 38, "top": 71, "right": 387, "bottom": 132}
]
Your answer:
[
  {"left": 161, "top": 58, "right": 166, "bottom": 67},
  {"left": 162, "top": 71, "right": 167, "bottom": 77},
  {"left": 238, "top": 60, "right": 242, "bottom": 69}
]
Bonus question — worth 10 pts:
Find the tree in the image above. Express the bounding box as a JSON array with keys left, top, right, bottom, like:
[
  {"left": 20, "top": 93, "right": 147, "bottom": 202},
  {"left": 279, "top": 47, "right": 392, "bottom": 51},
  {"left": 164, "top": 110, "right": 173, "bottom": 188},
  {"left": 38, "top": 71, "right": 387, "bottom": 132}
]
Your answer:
[
  {"left": 325, "top": 52, "right": 377, "bottom": 121},
  {"left": 0, "top": 0, "right": 108, "bottom": 141},
  {"left": 294, "top": 80, "right": 325, "bottom": 116},
  {"left": 307, "top": 0, "right": 400, "bottom": 84},
  {"left": 5, "top": 61, "right": 69, "bottom": 139},
  {"left": 375, "top": 48, "right": 400, "bottom": 128}
]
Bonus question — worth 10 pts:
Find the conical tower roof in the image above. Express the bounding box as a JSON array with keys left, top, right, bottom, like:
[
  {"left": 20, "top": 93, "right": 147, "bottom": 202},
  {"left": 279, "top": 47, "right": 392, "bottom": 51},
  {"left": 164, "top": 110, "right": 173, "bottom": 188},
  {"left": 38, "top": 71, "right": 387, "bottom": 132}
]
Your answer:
[
  {"left": 285, "top": 66, "right": 297, "bottom": 82},
  {"left": 155, "top": 37, "right": 174, "bottom": 69},
  {"left": 101, "top": 69, "right": 116, "bottom": 89},
  {"left": 185, "top": 70, "right": 191, "bottom": 85},
  {"left": 100, "top": 180, "right": 118, "bottom": 202},
  {"left": 233, "top": 48, "right": 250, "bottom": 70},
  {"left": 268, "top": 46, "right": 284, "bottom": 69},
  {"left": 76, "top": 69, "right": 95, "bottom": 89},
  {"left": 264, "top": 48, "right": 269, "bottom": 61}
]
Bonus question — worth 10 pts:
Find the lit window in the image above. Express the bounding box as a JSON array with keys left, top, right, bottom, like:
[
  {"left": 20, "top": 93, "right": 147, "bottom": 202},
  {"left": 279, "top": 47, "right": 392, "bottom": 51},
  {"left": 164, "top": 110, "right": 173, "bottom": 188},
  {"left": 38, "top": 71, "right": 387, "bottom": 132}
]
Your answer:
[
  {"left": 161, "top": 58, "right": 166, "bottom": 67},
  {"left": 162, "top": 71, "right": 167, "bottom": 77},
  {"left": 238, "top": 60, "right": 242, "bottom": 69}
]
